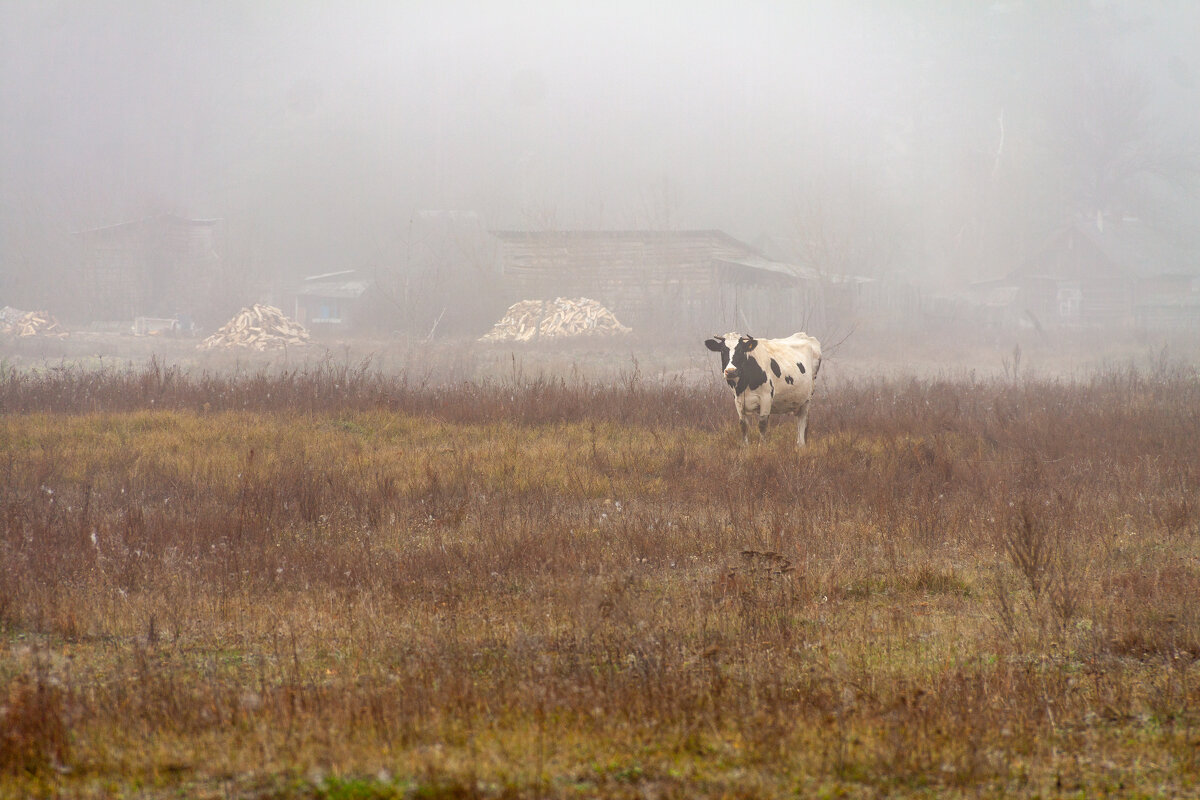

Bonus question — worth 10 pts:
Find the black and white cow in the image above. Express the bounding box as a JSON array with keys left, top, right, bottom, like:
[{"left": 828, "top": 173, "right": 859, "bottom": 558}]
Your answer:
[{"left": 704, "top": 331, "right": 822, "bottom": 446}]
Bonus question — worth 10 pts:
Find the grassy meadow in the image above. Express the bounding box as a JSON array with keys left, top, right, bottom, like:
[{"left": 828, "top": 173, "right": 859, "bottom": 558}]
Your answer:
[{"left": 1, "top": 358, "right": 1199, "bottom": 798}]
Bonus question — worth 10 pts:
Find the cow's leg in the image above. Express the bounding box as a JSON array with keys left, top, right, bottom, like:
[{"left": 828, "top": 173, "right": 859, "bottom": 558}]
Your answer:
[
  {"left": 734, "top": 397, "right": 751, "bottom": 445},
  {"left": 796, "top": 401, "right": 810, "bottom": 447},
  {"left": 756, "top": 394, "right": 773, "bottom": 443},
  {"left": 744, "top": 411, "right": 764, "bottom": 444}
]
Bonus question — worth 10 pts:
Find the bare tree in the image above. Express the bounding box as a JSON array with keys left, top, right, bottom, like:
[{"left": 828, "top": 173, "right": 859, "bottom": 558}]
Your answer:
[
  {"left": 1050, "top": 61, "right": 1199, "bottom": 227},
  {"left": 370, "top": 212, "right": 504, "bottom": 338},
  {"left": 789, "top": 166, "right": 906, "bottom": 279}
]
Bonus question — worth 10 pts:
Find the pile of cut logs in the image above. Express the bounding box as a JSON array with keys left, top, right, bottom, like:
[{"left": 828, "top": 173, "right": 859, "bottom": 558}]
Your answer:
[
  {"left": 480, "top": 297, "right": 632, "bottom": 342},
  {"left": 197, "top": 304, "right": 309, "bottom": 350},
  {"left": 0, "top": 307, "right": 68, "bottom": 338}
]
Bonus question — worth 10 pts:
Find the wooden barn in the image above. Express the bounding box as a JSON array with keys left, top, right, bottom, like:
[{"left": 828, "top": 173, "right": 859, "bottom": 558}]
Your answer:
[
  {"left": 488, "top": 230, "right": 822, "bottom": 337},
  {"left": 76, "top": 215, "right": 221, "bottom": 323}
]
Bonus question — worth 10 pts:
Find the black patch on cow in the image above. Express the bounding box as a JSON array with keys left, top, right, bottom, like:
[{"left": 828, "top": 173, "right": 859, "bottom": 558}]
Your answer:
[
  {"left": 769, "top": 381, "right": 774, "bottom": 397},
  {"left": 770, "top": 358, "right": 781, "bottom": 377},
  {"left": 731, "top": 349, "right": 768, "bottom": 394},
  {"left": 705, "top": 339, "right": 730, "bottom": 376},
  {"left": 785, "top": 375, "right": 794, "bottom": 385},
  {"left": 796, "top": 361, "right": 806, "bottom": 375}
]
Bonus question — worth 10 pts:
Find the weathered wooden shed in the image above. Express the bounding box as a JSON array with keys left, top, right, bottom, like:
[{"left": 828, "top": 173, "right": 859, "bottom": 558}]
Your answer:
[
  {"left": 488, "top": 230, "right": 822, "bottom": 337},
  {"left": 992, "top": 219, "right": 1199, "bottom": 330},
  {"left": 292, "top": 270, "right": 371, "bottom": 330},
  {"left": 76, "top": 214, "right": 221, "bottom": 323}
]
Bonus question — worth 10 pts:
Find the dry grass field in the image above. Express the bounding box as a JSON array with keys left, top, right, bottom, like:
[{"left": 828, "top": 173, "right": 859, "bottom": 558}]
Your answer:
[{"left": 1, "top": 351, "right": 1199, "bottom": 798}]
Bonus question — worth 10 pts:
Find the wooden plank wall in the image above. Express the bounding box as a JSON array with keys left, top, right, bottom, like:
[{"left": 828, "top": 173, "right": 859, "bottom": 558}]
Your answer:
[
  {"left": 79, "top": 219, "right": 220, "bottom": 321},
  {"left": 493, "top": 233, "right": 812, "bottom": 336}
]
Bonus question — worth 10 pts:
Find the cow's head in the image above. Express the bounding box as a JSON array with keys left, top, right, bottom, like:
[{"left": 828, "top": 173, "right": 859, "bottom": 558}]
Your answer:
[{"left": 704, "top": 332, "right": 758, "bottom": 386}]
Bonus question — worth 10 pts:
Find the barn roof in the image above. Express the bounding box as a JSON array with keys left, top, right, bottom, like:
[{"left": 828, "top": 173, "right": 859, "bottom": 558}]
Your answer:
[
  {"left": 296, "top": 270, "right": 370, "bottom": 299},
  {"left": 295, "top": 281, "right": 369, "bottom": 299},
  {"left": 714, "top": 255, "right": 814, "bottom": 279},
  {"left": 488, "top": 229, "right": 807, "bottom": 281},
  {"left": 489, "top": 229, "right": 757, "bottom": 247}
]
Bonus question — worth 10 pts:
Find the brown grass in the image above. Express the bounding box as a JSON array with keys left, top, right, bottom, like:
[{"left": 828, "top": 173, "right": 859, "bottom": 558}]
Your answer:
[{"left": 1, "top": 361, "right": 1199, "bottom": 798}]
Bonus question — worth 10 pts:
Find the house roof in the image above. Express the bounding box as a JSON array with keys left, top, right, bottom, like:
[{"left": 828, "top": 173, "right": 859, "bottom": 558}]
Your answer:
[
  {"left": 488, "top": 229, "right": 808, "bottom": 281},
  {"left": 295, "top": 280, "right": 369, "bottom": 299},
  {"left": 296, "top": 270, "right": 369, "bottom": 299},
  {"left": 1012, "top": 217, "right": 1198, "bottom": 282},
  {"left": 714, "top": 255, "right": 816, "bottom": 279},
  {"left": 303, "top": 269, "right": 358, "bottom": 282},
  {"left": 489, "top": 229, "right": 760, "bottom": 249}
]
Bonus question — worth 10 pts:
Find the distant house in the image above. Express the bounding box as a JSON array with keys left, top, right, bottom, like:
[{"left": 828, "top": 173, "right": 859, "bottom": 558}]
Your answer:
[
  {"left": 1019, "top": 222, "right": 1133, "bottom": 327},
  {"left": 975, "top": 219, "right": 1200, "bottom": 330},
  {"left": 292, "top": 270, "right": 371, "bottom": 329},
  {"left": 76, "top": 214, "right": 221, "bottom": 323},
  {"left": 488, "top": 230, "right": 823, "bottom": 336}
]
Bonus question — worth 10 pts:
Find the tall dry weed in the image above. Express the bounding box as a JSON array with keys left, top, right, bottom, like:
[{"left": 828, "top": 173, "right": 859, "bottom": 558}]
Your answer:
[{"left": 1, "top": 361, "right": 1199, "bottom": 794}]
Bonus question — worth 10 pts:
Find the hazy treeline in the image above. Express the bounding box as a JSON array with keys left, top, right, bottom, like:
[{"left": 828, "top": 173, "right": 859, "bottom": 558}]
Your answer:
[{"left": 2, "top": 2, "right": 1198, "bottom": 321}]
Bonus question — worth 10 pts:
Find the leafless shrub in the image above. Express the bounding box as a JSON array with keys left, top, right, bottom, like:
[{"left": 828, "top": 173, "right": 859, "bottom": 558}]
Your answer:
[
  {"left": 1002, "top": 505, "right": 1055, "bottom": 603},
  {"left": 0, "top": 667, "right": 70, "bottom": 775}
]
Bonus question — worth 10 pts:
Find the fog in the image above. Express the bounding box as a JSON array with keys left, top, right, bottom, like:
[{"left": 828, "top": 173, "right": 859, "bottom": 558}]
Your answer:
[{"left": 2, "top": 1, "right": 1198, "bottom": 329}]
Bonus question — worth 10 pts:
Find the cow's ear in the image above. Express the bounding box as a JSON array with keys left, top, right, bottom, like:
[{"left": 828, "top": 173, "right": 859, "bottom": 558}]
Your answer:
[
  {"left": 704, "top": 337, "right": 725, "bottom": 352},
  {"left": 742, "top": 337, "right": 758, "bottom": 352}
]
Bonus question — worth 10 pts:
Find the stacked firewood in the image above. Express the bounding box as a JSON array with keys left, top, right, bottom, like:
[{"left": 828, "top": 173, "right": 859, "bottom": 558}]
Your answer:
[
  {"left": 0, "top": 307, "right": 68, "bottom": 338},
  {"left": 479, "top": 297, "right": 632, "bottom": 342},
  {"left": 197, "top": 304, "right": 309, "bottom": 350}
]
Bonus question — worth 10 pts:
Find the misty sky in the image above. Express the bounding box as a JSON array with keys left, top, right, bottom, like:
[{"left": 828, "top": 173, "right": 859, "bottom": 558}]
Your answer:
[{"left": 2, "top": 1, "right": 1198, "bottom": 291}]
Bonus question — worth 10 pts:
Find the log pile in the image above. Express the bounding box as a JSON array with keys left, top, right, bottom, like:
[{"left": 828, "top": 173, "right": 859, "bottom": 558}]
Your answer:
[
  {"left": 0, "top": 307, "right": 68, "bottom": 338},
  {"left": 479, "top": 297, "right": 632, "bottom": 342},
  {"left": 197, "top": 304, "right": 309, "bottom": 351}
]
